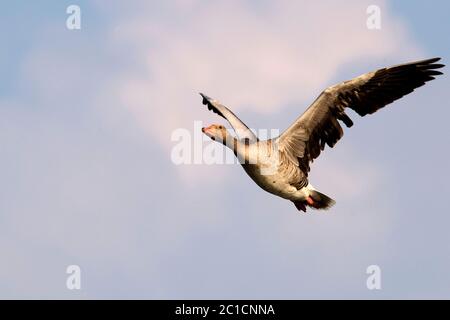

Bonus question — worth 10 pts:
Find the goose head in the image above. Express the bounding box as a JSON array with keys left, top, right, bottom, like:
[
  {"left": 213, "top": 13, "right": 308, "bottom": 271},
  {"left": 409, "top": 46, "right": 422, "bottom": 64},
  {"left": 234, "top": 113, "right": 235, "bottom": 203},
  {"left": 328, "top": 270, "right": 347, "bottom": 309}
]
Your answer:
[
  {"left": 202, "top": 124, "right": 247, "bottom": 161},
  {"left": 202, "top": 124, "right": 227, "bottom": 143}
]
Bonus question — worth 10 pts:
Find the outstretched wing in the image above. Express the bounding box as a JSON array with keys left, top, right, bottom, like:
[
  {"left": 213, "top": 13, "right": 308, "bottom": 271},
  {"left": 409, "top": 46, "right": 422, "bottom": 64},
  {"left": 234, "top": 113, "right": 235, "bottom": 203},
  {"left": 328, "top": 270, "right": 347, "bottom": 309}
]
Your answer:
[
  {"left": 200, "top": 93, "right": 258, "bottom": 142},
  {"left": 276, "top": 57, "right": 444, "bottom": 174}
]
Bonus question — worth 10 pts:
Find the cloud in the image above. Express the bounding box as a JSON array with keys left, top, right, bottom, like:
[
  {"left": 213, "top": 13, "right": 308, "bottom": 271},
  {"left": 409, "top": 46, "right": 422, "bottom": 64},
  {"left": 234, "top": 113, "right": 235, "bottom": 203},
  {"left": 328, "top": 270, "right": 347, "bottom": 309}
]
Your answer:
[
  {"left": 106, "top": 0, "right": 421, "bottom": 143},
  {"left": 92, "top": 0, "right": 424, "bottom": 186}
]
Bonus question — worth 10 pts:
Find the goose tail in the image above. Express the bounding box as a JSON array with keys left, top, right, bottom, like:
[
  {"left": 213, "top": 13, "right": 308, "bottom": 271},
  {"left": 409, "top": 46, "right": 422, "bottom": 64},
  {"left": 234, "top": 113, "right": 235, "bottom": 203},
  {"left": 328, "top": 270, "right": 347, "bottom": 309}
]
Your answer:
[{"left": 308, "top": 190, "right": 336, "bottom": 210}]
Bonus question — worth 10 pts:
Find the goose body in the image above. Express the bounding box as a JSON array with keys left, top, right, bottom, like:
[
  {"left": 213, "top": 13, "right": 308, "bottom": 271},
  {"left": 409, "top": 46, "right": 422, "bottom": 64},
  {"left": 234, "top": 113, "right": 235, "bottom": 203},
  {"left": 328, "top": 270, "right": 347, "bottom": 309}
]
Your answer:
[
  {"left": 200, "top": 58, "right": 444, "bottom": 212},
  {"left": 239, "top": 142, "right": 310, "bottom": 200}
]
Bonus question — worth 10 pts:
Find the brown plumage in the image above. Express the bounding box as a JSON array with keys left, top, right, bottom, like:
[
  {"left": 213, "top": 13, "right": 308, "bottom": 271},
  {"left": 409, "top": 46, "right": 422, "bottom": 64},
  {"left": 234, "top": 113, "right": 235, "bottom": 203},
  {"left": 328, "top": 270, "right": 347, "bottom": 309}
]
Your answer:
[
  {"left": 276, "top": 58, "right": 444, "bottom": 176},
  {"left": 201, "top": 58, "right": 444, "bottom": 212}
]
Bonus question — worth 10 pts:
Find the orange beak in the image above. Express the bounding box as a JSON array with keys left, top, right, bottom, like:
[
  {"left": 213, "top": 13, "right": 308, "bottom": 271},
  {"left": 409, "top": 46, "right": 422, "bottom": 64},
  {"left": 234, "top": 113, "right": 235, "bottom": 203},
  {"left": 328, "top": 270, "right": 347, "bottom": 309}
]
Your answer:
[{"left": 202, "top": 125, "right": 215, "bottom": 133}]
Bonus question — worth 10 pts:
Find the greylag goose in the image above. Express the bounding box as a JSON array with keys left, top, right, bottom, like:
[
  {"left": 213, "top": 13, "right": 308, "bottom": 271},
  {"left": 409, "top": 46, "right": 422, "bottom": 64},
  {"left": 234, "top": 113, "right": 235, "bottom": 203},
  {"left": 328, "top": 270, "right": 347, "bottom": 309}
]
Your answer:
[{"left": 200, "top": 58, "right": 444, "bottom": 212}]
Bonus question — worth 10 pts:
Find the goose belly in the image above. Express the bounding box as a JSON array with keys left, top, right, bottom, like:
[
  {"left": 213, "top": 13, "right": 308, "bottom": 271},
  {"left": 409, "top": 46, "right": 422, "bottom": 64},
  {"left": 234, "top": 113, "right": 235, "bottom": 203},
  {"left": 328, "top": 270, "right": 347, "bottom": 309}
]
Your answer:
[{"left": 241, "top": 164, "right": 302, "bottom": 200}]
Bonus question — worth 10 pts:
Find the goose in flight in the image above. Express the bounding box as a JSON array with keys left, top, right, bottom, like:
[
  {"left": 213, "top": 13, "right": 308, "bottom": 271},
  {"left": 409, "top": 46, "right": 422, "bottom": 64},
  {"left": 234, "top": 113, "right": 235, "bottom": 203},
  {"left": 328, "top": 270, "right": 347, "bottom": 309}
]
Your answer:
[{"left": 200, "top": 58, "right": 444, "bottom": 212}]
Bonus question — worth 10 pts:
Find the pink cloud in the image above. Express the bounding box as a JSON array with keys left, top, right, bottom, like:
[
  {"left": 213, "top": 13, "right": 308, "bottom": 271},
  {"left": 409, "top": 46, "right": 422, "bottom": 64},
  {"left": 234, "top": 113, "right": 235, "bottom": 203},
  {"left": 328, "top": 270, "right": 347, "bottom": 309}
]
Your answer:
[
  {"left": 111, "top": 0, "right": 421, "bottom": 134},
  {"left": 100, "top": 0, "right": 423, "bottom": 186}
]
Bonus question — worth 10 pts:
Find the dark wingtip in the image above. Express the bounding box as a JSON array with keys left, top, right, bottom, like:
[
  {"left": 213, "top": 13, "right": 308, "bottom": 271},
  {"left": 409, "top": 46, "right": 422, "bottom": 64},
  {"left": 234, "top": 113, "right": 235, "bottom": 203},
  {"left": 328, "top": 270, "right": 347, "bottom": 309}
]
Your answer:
[
  {"left": 199, "top": 92, "right": 211, "bottom": 105},
  {"left": 421, "top": 57, "right": 445, "bottom": 69},
  {"left": 418, "top": 57, "right": 441, "bottom": 65},
  {"left": 427, "top": 57, "right": 441, "bottom": 63}
]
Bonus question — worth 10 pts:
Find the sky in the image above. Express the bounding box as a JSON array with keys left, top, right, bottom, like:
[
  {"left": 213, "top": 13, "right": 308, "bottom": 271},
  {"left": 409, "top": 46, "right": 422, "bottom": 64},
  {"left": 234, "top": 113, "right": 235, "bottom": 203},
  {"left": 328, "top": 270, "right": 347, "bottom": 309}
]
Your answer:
[{"left": 0, "top": 0, "right": 449, "bottom": 299}]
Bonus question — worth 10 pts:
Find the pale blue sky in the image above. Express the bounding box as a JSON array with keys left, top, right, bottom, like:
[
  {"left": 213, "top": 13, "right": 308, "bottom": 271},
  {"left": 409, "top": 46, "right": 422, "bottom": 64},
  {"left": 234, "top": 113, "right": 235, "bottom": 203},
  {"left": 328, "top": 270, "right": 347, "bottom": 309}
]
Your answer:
[{"left": 0, "top": 1, "right": 449, "bottom": 299}]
